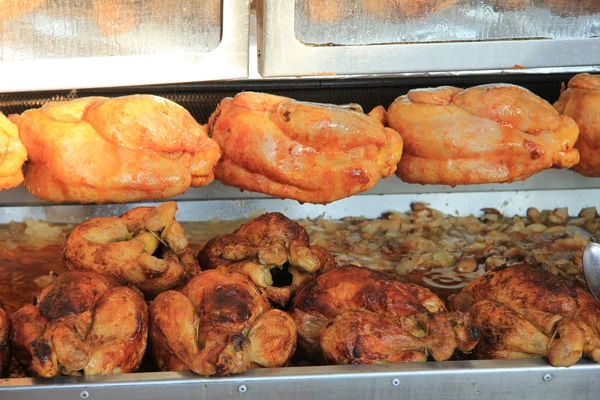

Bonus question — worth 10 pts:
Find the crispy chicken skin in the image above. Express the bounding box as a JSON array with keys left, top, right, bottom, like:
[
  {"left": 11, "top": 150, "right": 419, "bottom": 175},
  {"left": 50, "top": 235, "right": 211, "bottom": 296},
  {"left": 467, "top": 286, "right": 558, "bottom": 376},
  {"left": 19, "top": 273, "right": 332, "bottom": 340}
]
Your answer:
[
  {"left": 290, "top": 265, "right": 479, "bottom": 364},
  {"left": 17, "top": 95, "right": 221, "bottom": 203},
  {"left": 387, "top": 84, "right": 580, "bottom": 186},
  {"left": 0, "top": 303, "right": 10, "bottom": 377},
  {"left": 449, "top": 264, "right": 600, "bottom": 367},
  {"left": 362, "top": 0, "right": 459, "bottom": 17},
  {"left": 0, "top": 112, "right": 27, "bottom": 191},
  {"left": 62, "top": 202, "right": 200, "bottom": 297},
  {"left": 11, "top": 271, "right": 148, "bottom": 377},
  {"left": 198, "top": 212, "right": 336, "bottom": 306},
  {"left": 554, "top": 74, "right": 600, "bottom": 176},
  {"left": 208, "top": 92, "right": 403, "bottom": 204},
  {"left": 149, "top": 269, "right": 296, "bottom": 376}
]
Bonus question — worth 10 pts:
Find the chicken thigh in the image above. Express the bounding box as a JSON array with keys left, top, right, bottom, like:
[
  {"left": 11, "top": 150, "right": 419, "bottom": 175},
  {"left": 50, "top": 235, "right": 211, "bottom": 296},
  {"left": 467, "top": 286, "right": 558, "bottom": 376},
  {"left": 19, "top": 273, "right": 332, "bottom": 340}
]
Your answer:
[{"left": 0, "top": 112, "right": 27, "bottom": 191}]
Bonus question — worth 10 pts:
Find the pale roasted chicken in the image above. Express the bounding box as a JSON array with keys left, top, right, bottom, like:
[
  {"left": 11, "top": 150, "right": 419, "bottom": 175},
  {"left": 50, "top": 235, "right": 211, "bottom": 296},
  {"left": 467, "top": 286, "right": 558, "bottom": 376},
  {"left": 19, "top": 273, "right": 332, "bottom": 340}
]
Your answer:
[
  {"left": 449, "top": 264, "right": 600, "bottom": 367},
  {"left": 198, "top": 212, "right": 335, "bottom": 306},
  {"left": 149, "top": 268, "right": 296, "bottom": 376},
  {"left": 17, "top": 95, "right": 221, "bottom": 203},
  {"left": 290, "top": 265, "right": 480, "bottom": 364},
  {"left": 554, "top": 74, "right": 600, "bottom": 176},
  {"left": 0, "top": 303, "right": 9, "bottom": 377},
  {"left": 0, "top": 112, "right": 27, "bottom": 191},
  {"left": 11, "top": 271, "right": 148, "bottom": 377},
  {"left": 208, "top": 92, "right": 403, "bottom": 204},
  {"left": 387, "top": 84, "right": 580, "bottom": 186},
  {"left": 62, "top": 202, "right": 200, "bottom": 297}
]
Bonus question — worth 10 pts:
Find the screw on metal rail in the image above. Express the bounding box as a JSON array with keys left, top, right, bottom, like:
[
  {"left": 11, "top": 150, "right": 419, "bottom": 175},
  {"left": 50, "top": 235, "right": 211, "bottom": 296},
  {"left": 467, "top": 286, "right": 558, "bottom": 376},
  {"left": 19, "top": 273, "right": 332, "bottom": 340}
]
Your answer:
[
  {"left": 79, "top": 391, "right": 90, "bottom": 399},
  {"left": 543, "top": 374, "right": 552, "bottom": 382},
  {"left": 237, "top": 384, "right": 247, "bottom": 393},
  {"left": 392, "top": 378, "right": 400, "bottom": 387}
]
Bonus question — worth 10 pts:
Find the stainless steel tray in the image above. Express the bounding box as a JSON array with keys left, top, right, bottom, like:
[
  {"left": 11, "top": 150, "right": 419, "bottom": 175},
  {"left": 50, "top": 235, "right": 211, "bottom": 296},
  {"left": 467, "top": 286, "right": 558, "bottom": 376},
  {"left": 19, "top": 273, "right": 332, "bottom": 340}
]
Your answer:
[
  {"left": 257, "top": 1, "right": 600, "bottom": 78},
  {"left": 0, "top": 0, "right": 250, "bottom": 92}
]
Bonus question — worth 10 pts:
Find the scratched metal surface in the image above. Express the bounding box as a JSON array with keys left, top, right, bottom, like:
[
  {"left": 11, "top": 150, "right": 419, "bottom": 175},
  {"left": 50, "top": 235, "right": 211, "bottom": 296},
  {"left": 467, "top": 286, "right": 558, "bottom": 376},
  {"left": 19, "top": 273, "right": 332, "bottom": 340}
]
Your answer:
[
  {"left": 0, "top": 0, "right": 222, "bottom": 61},
  {"left": 294, "top": 0, "right": 600, "bottom": 45}
]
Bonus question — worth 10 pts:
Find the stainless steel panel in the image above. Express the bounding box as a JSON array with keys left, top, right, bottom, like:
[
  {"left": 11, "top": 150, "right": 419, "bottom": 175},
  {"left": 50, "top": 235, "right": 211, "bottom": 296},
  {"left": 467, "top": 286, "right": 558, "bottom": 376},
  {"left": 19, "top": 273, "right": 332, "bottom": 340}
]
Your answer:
[
  {"left": 1, "top": 360, "right": 599, "bottom": 400},
  {"left": 295, "top": 0, "right": 600, "bottom": 45},
  {"left": 258, "top": 1, "right": 600, "bottom": 77},
  {"left": 0, "top": 0, "right": 250, "bottom": 92}
]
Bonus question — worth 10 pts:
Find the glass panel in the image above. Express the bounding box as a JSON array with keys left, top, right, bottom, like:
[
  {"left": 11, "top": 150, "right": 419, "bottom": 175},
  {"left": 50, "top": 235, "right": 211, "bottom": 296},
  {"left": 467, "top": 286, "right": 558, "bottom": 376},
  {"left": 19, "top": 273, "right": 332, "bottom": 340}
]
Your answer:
[
  {"left": 295, "top": 0, "right": 600, "bottom": 45},
  {"left": 0, "top": 0, "right": 222, "bottom": 61}
]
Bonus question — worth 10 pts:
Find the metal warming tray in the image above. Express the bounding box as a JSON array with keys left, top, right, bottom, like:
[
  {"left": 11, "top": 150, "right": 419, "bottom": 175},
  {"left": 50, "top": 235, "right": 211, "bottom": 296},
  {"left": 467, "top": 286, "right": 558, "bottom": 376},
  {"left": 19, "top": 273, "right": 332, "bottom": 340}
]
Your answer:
[
  {"left": 0, "top": 0, "right": 250, "bottom": 92},
  {"left": 257, "top": 0, "right": 600, "bottom": 78}
]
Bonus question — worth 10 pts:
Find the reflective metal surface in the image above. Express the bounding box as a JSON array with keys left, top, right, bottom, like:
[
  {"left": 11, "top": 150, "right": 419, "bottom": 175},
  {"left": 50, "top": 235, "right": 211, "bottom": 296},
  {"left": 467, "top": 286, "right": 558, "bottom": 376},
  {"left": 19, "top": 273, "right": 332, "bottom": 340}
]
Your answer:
[
  {"left": 584, "top": 243, "right": 600, "bottom": 303},
  {"left": 1, "top": 359, "right": 599, "bottom": 400},
  {"left": 258, "top": 1, "right": 600, "bottom": 77},
  {"left": 295, "top": 0, "right": 600, "bottom": 45},
  {"left": 0, "top": 0, "right": 250, "bottom": 92}
]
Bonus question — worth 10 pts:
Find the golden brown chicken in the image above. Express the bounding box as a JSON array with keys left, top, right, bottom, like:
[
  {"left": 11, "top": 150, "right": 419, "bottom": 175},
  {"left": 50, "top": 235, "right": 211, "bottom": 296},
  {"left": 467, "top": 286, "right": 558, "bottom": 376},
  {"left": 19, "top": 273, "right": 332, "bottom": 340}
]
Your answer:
[
  {"left": 208, "top": 92, "right": 403, "bottom": 204},
  {"left": 0, "top": 112, "right": 27, "bottom": 191},
  {"left": 362, "top": 0, "right": 458, "bottom": 17},
  {"left": 62, "top": 202, "right": 200, "bottom": 297},
  {"left": 449, "top": 264, "right": 600, "bottom": 367},
  {"left": 11, "top": 271, "right": 148, "bottom": 377},
  {"left": 554, "top": 74, "right": 600, "bottom": 177},
  {"left": 198, "top": 212, "right": 335, "bottom": 306},
  {"left": 149, "top": 268, "right": 296, "bottom": 376},
  {"left": 290, "top": 265, "right": 479, "bottom": 364},
  {"left": 387, "top": 84, "right": 580, "bottom": 186},
  {"left": 17, "top": 95, "right": 221, "bottom": 203},
  {"left": 0, "top": 303, "right": 10, "bottom": 377}
]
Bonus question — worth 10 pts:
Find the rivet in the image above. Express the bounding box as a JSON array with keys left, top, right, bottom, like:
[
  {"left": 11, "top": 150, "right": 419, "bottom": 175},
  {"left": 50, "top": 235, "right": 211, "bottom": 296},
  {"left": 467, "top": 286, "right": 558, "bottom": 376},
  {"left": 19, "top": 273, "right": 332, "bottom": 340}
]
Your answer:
[
  {"left": 238, "top": 384, "right": 247, "bottom": 393},
  {"left": 80, "top": 391, "right": 90, "bottom": 399},
  {"left": 543, "top": 374, "right": 552, "bottom": 382},
  {"left": 392, "top": 378, "right": 400, "bottom": 387}
]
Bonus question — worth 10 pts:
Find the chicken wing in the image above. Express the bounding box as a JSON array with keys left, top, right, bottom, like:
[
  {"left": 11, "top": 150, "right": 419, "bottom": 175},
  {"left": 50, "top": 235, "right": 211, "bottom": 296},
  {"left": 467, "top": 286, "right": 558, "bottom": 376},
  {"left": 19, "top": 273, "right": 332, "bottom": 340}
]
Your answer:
[
  {"left": 449, "top": 264, "right": 600, "bottom": 367},
  {"left": 290, "top": 265, "right": 479, "bottom": 363},
  {"left": 387, "top": 84, "right": 580, "bottom": 185},
  {"left": 554, "top": 74, "right": 600, "bottom": 176},
  {"left": 11, "top": 271, "right": 148, "bottom": 377},
  {"left": 149, "top": 268, "right": 296, "bottom": 376},
  {"left": 0, "top": 112, "right": 27, "bottom": 191},
  {"left": 62, "top": 202, "right": 200, "bottom": 297},
  {"left": 208, "top": 92, "right": 403, "bottom": 204},
  {"left": 198, "top": 212, "right": 335, "bottom": 306},
  {"left": 17, "top": 95, "right": 221, "bottom": 203}
]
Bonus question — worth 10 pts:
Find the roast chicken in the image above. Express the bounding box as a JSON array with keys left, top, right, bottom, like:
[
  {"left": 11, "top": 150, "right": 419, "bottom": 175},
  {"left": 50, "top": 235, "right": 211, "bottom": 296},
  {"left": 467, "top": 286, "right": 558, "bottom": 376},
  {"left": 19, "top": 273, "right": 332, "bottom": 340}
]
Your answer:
[
  {"left": 208, "top": 92, "right": 403, "bottom": 204},
  {"left": 149, "top": 268, "right": 297, "bottom": 376},
  {"left": 0, "top": 112, "right": 27, "bottom": 191},
  {"left": 0, "top": 303, "right": 9, "bottom": 377},
  {"left": 11, "top": 271, "right": 148, "bottom": 377},
  {"left": 387, "top": 84, "right": 580, "bottom": 186},
  {"left": 62, "top": 202, "right": 200, "bottom": 297},
  {"left": 554, "top": 74, "right": 600, "bottom": 176},
  {"left": 17, "top": 95, "right": 221, "bottom": 203},
  {"left": 198, "top": 212, "right": 335, "bottom": 306},
  {"left": 290, "top": 265, "right": 480, "bottom": 364},
  {"left": 449, "top": 264, "right": 600, "bottom": 367}
]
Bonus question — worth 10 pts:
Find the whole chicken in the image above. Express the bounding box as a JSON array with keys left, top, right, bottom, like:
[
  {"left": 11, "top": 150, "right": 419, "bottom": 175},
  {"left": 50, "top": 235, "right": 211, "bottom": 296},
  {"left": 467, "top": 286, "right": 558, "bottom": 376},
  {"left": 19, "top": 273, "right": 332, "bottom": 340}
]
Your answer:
[
  {"left": 62, "top": 202, "right": 200, "bottom": 297},
  {"left": 208, "top": 92, "right": 403, "bottom": 204},
  {"left": 149, "top": 268, "right": 297, "bottom": 376},
  {"left": 449, "top": 264, "right": 600, "bottom": 367},
  {"left": 198, "top": 212, "right": 335, "bottom": 306},
  {"left": 0, "top": 303, "right": 9, "bottom": 377},
  {"left": 387, "top": 84, "right": 580, "bottom": 186},
  {"left": 17, "top": 95, "right": 221, "bottom": 203},
  {"left": 11, "top": 271, "right": 148, "bottom": 377},
  {"left": 0, "top": 112, "right": 27, "bottom": 191},
  {"left": 554, "top": 74, "right": 600, "bottom": 176},
  {"left": 290, "top": 265, "right": 479, "bottom": 364}
]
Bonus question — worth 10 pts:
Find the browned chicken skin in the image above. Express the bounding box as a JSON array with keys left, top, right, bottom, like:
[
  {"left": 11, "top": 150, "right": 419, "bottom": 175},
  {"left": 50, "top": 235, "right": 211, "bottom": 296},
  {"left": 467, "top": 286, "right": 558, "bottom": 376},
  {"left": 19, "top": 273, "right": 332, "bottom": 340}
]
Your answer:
[
  {"left": 11, "top": 271, "right": 148, "bottom": 377},
  {"left": 0, "top": 112, "right": 27, "bottom": 191},
  {"left": 554, "top": 74, "right": 600, "bottom": 176},
  {"left": 449, "top": 264, "right": 600, "bottom": 367},
  {"left": 0, "top": 303, "right": 10, "bottom": 377},
  {"left": 387, "top": 84, "right": 580, "bottom": 186},
  {"left": 62, "top": 202, "right": 200, "bottom": 297},
  {"left": 17, "top": 95, "right": 221, "bottom": 203},
  {"left": 208, "top": 92, "right": 403, "bottom": 204},
  {"left": 198, "top": 212, "right": 335, "bottom": 306},
  {"left": 290, "top": 265, "right": 479, "bottom": 364},
  {"left": 149, "top": 268, "right": 296, "bottom": 376}
]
